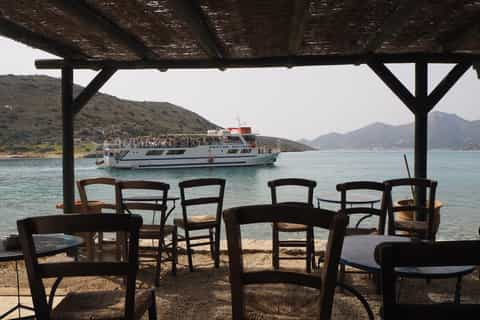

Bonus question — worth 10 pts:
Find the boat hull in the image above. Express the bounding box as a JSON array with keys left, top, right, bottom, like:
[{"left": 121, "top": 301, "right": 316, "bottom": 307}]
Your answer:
[{"left": 101, "top": 146, "right": 279, "bottom": 169}]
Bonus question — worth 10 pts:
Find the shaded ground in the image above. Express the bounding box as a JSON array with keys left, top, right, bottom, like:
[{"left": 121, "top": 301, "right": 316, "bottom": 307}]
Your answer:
[{"left": 1, "top": 240, "right": 479, "bottom": 319}]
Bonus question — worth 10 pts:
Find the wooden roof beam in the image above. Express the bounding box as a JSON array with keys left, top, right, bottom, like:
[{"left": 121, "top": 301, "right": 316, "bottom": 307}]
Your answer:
[
  {"left": 288, "top": 0, "right": 311, "bottom": 56},
  {"left": 35, "top": 53, "right": 480, "bottom": 70},
  {"left": 0, "top": 17, "right": 87, "bottom": 59},
  {"left": 72, "top": 67, "right": 117, "bottom": 115},
  {"left": 362, "top": 0, "right": 422, "bottom": 53},
  {"left": 169, "top": 0, "right": 225, "bottom": 59},
  {"left": 50, "top": 0, "right": 158, "bottom": 60},
  {"left": 427, "top": 62, "right": 471, "bottom": 112},
  {"left": 368, "top": 62, "right": 416, "bottom": 113}
]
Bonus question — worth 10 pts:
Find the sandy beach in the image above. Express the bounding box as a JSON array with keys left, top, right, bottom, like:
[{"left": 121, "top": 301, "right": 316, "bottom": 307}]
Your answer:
[{"left": 1, "top": 240, "right": 479, "bottom": 319}]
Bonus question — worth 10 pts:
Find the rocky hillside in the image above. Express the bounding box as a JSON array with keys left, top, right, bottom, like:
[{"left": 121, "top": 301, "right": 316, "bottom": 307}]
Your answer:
[
  {"left": 257, "top": 136, "right": 315, "bottom": 152},
  {"left": 301, "top": 111, "right": 480, "bottom": 150},
  {"left": 0, "top": 75, "right": 311, "bottom": 154}
]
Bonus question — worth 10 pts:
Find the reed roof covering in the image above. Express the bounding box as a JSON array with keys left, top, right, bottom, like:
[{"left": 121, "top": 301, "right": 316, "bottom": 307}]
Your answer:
[{"left": 1, "top": 0, "right": 480, "bottom": 69}]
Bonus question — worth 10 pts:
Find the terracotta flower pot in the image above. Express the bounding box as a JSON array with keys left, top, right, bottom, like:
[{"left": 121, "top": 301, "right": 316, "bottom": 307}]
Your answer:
[{"left": 394, "top": 199, "right": 442, "bottom": 236}]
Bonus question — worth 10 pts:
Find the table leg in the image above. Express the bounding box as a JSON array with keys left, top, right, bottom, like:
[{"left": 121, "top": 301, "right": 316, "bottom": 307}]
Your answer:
[
  {"left": 336, "top": 282, "right": 374, "bottom": 320},
  {"left": 454, "top": 276, "right": 462, "bottom": 304}
]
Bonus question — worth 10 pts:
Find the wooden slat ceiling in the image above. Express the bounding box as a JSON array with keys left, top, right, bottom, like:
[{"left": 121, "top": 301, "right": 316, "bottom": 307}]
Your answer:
[{"left": 1, "top": 0, "right": 480, "bottom": 67}]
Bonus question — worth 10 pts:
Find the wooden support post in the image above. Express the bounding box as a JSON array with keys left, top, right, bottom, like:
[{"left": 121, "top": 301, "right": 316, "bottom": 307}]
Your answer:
[
  {"left": 62, "top": 67, "right": 74, "bottom": 213},
  {"left": 370, "top": 61, "right": 471, "bottom": 222},
  {"left": 414, "top": 62, "right": 428, "bottom": 220},
  {"left": 73, "top": 68, "right": 116, "bottom": 115}
]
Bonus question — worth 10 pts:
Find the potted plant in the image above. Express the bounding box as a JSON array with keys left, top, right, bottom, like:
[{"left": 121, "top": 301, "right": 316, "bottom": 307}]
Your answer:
[
  {"left": 394, "top": 198, "right": 442, "bottom": 237},
  {"left": 394, "top": 154, "right": 443, "bottom": 238}
]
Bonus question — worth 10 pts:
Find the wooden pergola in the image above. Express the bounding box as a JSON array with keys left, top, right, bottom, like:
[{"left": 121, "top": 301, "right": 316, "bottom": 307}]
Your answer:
[{"left": 1, "top": 0, "right": 479, "bottom": 216}]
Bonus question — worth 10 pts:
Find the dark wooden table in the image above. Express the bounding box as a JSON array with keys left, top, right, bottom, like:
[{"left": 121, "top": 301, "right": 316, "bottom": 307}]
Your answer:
[
  {"left": 339, "top": 235, "right": 476, "bottom": 319},
  {"left": 0, "top": 234, "right": 83, "bottom": 319}
]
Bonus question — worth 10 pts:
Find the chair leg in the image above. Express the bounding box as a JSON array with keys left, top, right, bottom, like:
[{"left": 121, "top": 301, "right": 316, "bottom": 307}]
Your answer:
[
  {"left": 86, "top": 232, "right": 95, "bottom": 261},
  {"left": 172, "top": 227, "right": 177, "bottom": 276},
  {"left": 209, "top": 228, "right": 215, "bottom": 261},
  {"left": 155, "top": 239, "right": 162, "bottom": 287},
  {"left": 339, "top": 263, "right": 346, "bottom": 292},
  {"left": 115, "top": 232, "right": 121, "bottom": 261},
  {"left": 148, "top": 291, "right": 157, "bottom": 320},
  {"left": 310, "top": 230, "right": 316, "bottom": 271},
  {"left": 185, "top": 229, "right": 194, "bottom": 272},
  {"left": 214, "top": 224, "right": 221, "bottom": 268},
  {"left": 97, "top": 231, "right": 104, "bottom": 261},
  {"left": 116, "top": 232, "right": 127, "bottom": 261},
  {"left": 306, "top": 228, "right": 313, "bottom": 273},
  {"left": 272, "top": 224, "right": 279, "bottom": 270}
]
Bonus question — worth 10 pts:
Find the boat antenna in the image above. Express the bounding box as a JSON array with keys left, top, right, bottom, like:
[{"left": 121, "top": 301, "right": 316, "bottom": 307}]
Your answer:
[{"left": 235, "top": 114, "right": 241, "bottom": 127}]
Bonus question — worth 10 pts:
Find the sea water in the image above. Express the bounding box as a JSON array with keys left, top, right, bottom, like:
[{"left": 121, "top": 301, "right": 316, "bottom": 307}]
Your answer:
[{"left": 1, "top": 150, "right": 479, "bottom": 240}]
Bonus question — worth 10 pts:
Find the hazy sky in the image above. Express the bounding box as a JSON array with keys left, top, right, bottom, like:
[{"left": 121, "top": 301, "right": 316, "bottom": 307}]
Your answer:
[{"left": 1, "top": 36, "right": 479, "bottom": 140}]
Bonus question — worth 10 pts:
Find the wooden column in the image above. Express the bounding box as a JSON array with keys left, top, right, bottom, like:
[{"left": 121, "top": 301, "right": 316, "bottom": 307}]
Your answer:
[
  {"left": 59, "top": 67, "right": 116, "bottom": 213},
  {"left": 62, "top": 66, "right": 74, "bottom": 213},
  {"left": 369, "top": 61, "right": 471, "bottom": 221},
  {"left": 414, "top": 62, "right": 428, "bottom": 218}
]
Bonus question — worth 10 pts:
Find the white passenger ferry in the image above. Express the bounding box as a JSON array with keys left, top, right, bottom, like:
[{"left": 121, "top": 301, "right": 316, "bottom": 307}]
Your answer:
[{"left": 98, "top": 127, "right": 279, "bottom": 169}]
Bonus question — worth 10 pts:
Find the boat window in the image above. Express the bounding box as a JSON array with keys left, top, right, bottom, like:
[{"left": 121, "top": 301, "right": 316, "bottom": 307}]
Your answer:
[
  {"left": 227, "top": 149, "right": 239, "bottom": 154},
  {"left": 241, "top": 149, "right": 252, "bottom": 153},
  {"left": 243, "top": 135, "right": 256, "bottom": 143},
  {"left": 146, "top": 150, "right": 164, "bottom": 156},
  {"left": 115, "top": 150, "right": 129, "bottom": 160},
  {"left": 225, "top": 136, "right": 242, "bottom": 143},
  {"left": 166, "top": 149, "right": 186, "bottom": 155}
]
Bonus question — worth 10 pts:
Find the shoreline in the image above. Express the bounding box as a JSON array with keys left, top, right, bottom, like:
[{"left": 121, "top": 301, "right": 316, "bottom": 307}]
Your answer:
[
  {"left": 0, "top": 152, "right": 92, "bottom": 160},
  {"left": 1, "top": 148, "right": 479, "bottom": 160}
]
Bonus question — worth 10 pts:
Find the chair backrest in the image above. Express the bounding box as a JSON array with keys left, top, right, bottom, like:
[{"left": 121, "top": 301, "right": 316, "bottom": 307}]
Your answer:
[
  {"left": 77, "top": 177, "right": 116, "bottom": 211},
  {"left": 375, "top": 240, "right": 480, "bottom": 320},
  {"left": 179, "top": 178, "right": 226, "bottom": 226},
  {"left": 223, "top": 204, "right": 347, "bottom": 320},
  {"left": 17, "top": 213, "right": 142, "bottom": 319},
  {"left": 336, "top": 181, "right": 391, "bottom": 234},
  {"left": 268, "top": 178, "right": 317, "bottom": 207},
  {"left": 116, "top": 180, "right": 170, "bottom": 226},
  {"left": 384, "top": 178, "right": 437, "bottom": 240}
]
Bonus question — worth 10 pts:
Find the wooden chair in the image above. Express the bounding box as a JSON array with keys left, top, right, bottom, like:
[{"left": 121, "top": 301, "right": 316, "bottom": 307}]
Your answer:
[
  {"left": 224, "top": 204, "right": 347, "bottom": 320},
  {"left": 174, "top": 178, "right": 225, "bottom": 272},
  {"left": 77, "top": 177, "right": 116, "bottom": 258},
  {"left": 116, "top": 180, "right": 177, "bottom": 286},
  {"left": 268, "top": 178, "right": 317, "bottom": 272},
  {"left": 384, "top": 178, "right": 438, "bottom": 241},
  {"left": 375, "top": 240, "right": 480, "bottom": 320},
  {"left": 337, "top": 181, "right": 390, "bottom": 235},
  {"left": 336, "top": 181, "right": 391, "bottom": 289},
  {"left": 17, "top": 213, "right": 157, "bottom": 320}
]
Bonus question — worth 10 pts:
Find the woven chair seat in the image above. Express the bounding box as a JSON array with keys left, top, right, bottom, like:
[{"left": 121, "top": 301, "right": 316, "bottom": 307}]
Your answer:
[
  {"left": 139, "top": 224, "right": 175, "bottom": 238},
  {"left": 276, "top": 222, "right": 309, "bottom": 232},
  {"left": 174, "top": 215, "right": 216, "bottom": 229},
  {"left": 395, "top": 220, "right": 428, "bottom": 232},
  {"left": 51, "top": 288, "right": 154, "bottom": 320},
  {"left": 345, "top": 227, "right": 378, "bottom": 236}
]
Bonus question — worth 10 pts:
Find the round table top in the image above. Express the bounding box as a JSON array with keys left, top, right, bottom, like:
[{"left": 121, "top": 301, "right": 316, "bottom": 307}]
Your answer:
[
  {"left": 123, "top": 196, "right": 180, "bottom": 202},
  {"left": 317, "top": 193, "right": 380, "bottom": 205},
  {"left": 0, "top": 234, "right": 83, "bottom": 262},
  {"left": 340, "top": 235, "right": 476, "bottom": 278}
]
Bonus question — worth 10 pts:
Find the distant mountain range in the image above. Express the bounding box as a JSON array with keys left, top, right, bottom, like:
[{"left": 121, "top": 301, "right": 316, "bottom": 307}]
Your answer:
[
  {"left": 301, "top": 111, "right": 480, "bottom": 150},
  {"left": 0, "top": 75, "right": 312, "bottom": 155}
]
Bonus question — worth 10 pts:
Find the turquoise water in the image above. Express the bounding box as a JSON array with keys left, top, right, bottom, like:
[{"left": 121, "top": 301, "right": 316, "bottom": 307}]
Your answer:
[{"left": 1, "top": 150, "right": 480, "bottom": 240}]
